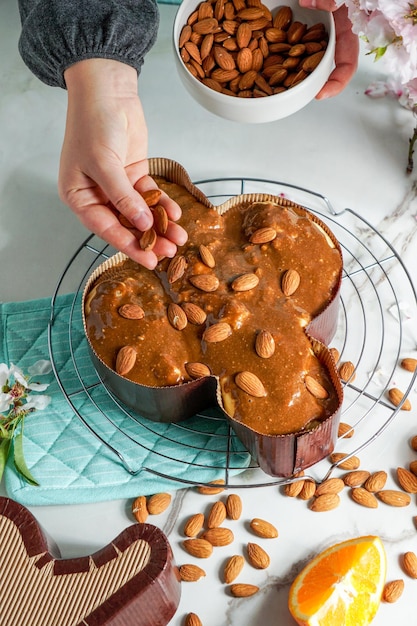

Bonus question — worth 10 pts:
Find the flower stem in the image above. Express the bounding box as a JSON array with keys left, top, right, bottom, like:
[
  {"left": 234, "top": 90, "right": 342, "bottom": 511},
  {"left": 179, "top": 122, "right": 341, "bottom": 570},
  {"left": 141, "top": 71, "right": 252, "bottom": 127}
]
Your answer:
[{"left": 407, "top": 123, "right": 417, "bottom": 174}]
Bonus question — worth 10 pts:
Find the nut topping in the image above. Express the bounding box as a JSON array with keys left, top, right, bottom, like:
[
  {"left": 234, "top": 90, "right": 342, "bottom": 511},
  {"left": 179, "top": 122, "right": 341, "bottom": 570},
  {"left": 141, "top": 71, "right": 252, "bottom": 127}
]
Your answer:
[
  {"left": 115, "top": 346, "right": 137, "bottom": 376},
  {"left": 255, "top": 329, "right": 275, "bottom": 358},
  {"left": 118, "top": 304, "right": 145, "bottom": 320},
  {"left": 235, "top": 371, "right": 266, "bottom": 397},
  {"left": 281, "top": 268, "right": 301, "bottom": 296},
  {"left": 189, "top": 274, "right": 220, "bottom": 292},
  {"left": 167, "top": 303, "right": 188, "bottom": 330}
]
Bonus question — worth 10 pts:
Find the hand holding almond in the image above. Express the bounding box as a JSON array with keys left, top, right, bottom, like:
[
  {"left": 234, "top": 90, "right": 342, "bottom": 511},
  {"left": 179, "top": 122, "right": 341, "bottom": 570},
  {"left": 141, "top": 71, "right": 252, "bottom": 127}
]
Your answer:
[{"left": 60, "top": 59, "right": 188, "bottom": 269}]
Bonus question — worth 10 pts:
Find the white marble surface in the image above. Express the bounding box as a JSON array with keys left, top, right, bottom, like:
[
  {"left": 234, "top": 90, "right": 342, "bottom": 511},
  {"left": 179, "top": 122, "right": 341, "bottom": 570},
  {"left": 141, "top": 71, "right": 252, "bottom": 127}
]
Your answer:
[{"left": 1, "top": 2, "right": 417, "bottom": 625}]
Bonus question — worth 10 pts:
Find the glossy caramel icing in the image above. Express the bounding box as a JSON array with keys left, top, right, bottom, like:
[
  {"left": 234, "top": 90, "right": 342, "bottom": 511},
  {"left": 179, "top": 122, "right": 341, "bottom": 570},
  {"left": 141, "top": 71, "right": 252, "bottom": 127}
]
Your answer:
[{"left": 85, "top": 178, "right": 342, "bottom": 436}]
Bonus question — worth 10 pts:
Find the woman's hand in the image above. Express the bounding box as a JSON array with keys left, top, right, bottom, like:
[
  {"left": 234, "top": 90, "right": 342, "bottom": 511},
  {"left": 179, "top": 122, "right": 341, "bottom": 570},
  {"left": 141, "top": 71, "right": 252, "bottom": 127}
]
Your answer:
[
  {"left": 299, "top": 0, "right": 359, "bottom": 99},
  {"left": 60, "top": 58, "right": 187, "bottom": 269}
]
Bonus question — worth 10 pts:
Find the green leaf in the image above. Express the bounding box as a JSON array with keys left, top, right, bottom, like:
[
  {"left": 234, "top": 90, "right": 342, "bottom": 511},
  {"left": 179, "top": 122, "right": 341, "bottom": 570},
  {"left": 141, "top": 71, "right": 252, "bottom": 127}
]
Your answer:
[
  {"left": 13, "top": 427, "right": 39, "bottom": 486},
  {"left": 0, "top": 438, "right": 12, "bottom": 483},
  {"left": 0, "top": 422, "right": 12, "bottom": 438}
]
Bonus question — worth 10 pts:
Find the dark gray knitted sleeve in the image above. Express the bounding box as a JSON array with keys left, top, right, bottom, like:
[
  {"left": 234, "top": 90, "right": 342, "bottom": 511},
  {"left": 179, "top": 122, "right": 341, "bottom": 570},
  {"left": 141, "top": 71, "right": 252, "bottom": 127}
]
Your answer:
[{"left": 17, "top": 0, "right": 160, "bottom": 88}]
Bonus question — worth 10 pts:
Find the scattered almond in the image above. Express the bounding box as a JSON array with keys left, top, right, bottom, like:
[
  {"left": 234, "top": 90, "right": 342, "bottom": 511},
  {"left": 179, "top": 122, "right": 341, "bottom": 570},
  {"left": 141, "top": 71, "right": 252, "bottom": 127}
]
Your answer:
[
  {"left": 329, "top": 453, "right": 360, "bottom": 470},
  {"left": 342, "top": 470, "right": 370, "bottom": 488},
  {"left": 298, "top": 479, "right": 316, "bottom": 500},
  {"left": 229, "top": 583, "right": 259, "bottom": 597},
  {"left": 338, "top": 422, "right": 355, "bottom": 438},
  {"left": 223, "top": 554, "right": 245, "bottom": 583},
  {"left": 315, "top": 477, "right": 345, "bottom": 496},
  {"left": 400, "top": 357, "right": 417, "bottom": 372},
  {"left": 388, "top": 387, "right": 412, "bottom": 411},
  {"left": 147, "top": 492, "right": 172, "bottom": 515},
  {"left": 382, "top": 579, "right": 404, "bottom": 603},
  {"left": 310, "top": 493, "right": 340, "bottom": 512},
  {"left": 403, "top": 551, "right": 417, "bottom": 578},
  {"left": 396, "top": 466, "right": 417, "bottom": 493},
  {"left": 249, "top": 518, "right": 278, "bottom": 538},
  {"left": 200, "top": 527, "right": 234, "bottom": 546},
  {"left": 235, "top": 371, "right": 267, "bottom": 397},
  {"left": 376, "top": 490, "right": 411, "bottom": 507},
  {"left": 410, "top": 460, "right": 417, "bottom": 476},
  {"left": 284, "top": 472, "right": 305, "bottom": 497},
  {"left": 410, "top": 435, "right": 417, "bottom": 452},
  {"left": 185, "top": 613, "right": 203, "bottom": 626},
  {"left": 247, "top": 543, "right": 270, "bottom": 569},
  {"left": 115, "top": 345, "right": 137, "bottom": 376},
  {"left": 350, "top": 487, "right": 378, "bottom": 509},
  {"left": 132, "top": 495, "right": 148, "bottom": 523},
  {"left": 197, "top": 479, "right": 225, "bottom": 495},
  {"left": 207, "top": 501, "right": 227, "bottom": 528},
  {"left": 184, "top": 513, "right": 205, "bottom": 537},
  {"left": 338, "top": 361, "right": 356, "bottom": 382},
  {"left": 329, "top": 347, "right": 340, "bottom": 363},
  {"left": 183, "top": 538, "right": 214, "bottom": 558},
  {"left": 179, "top": 564, "right": 206, "bottom": 582},
  {"left": 305, "top": 375, "right": 329, "bottom": 399},
  {"left": 364, "top": 471, "right": 387, "bottom": 493},
  {"left": 281, "top": 268, "right": 300, "bottom": 296},
  {"left": 226, "top": 494, "right": 242, "bottom": 520}
]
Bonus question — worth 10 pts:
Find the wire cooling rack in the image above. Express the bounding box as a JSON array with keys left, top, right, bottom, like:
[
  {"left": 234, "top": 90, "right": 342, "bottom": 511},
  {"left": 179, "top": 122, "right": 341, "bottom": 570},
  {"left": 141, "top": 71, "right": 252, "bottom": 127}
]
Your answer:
[{"left": 48, "top": 177, "right": 417, "bottom": 488}]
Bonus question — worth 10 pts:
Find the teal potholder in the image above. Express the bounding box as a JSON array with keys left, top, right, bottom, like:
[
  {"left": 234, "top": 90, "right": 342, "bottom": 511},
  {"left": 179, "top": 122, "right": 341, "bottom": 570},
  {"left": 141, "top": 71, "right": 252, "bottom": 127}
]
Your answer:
[{"left": 0, "top": 295, "right": 250, "bottom": 506}]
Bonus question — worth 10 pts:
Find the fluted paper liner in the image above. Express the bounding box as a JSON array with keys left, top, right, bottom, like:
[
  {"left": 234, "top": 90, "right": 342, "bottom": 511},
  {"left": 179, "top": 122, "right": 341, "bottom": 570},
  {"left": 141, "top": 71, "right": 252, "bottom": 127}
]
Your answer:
[{"left": 82, "top": 158, "right": 343, "bottom": 477}]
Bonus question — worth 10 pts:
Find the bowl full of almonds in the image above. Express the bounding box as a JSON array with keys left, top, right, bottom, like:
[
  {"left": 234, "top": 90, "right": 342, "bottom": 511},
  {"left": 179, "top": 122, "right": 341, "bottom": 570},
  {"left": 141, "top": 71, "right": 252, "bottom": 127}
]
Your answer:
[{"left": 173, "top": 0, "right": 336, "bottom": 123}]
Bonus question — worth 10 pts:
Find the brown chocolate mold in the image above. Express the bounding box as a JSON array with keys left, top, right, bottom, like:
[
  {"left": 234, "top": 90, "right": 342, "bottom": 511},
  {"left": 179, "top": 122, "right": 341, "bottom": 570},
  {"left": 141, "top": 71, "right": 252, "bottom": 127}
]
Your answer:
[
  {"left": 0, "top": 496, "right": 181, "bottom": 625},
  {"left": 82, "top": 158, "right": 343, "bottom": 477}
]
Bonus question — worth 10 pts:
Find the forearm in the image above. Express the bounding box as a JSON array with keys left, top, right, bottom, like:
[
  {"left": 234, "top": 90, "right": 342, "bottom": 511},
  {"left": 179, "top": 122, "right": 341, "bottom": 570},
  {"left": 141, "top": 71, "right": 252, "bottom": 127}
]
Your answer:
[{"left": 17, "top": 0, "right": 159, "bottom": 88}]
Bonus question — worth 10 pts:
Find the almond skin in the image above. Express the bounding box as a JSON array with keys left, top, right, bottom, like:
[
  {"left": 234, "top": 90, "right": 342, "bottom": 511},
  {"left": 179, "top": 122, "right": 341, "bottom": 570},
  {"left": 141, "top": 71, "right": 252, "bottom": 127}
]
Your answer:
[
  {"left": 364, "top": 471, "right": 387, "bottom": 493},
  {"left": 183, "top": 538, "right": 214, "bottom": 558},
  {"left": 338, "top": 422, "right": 355, "bottom": 438},
  {"left": 200, "top": 527, "right": 234, "bottom": 546},
  {"left": 249, "top": 518, "right": 278, "bottom": 538},
  {"left": 118, "top": 303, "right": 145, "bottom": 320},
  {"left": 377, "top": 490, "right": 411, "bottom": 507},
  {"left": 315, "top": 477, "right": 345, "bottom": 496},
  {"left": 207, "top": 501, "right": 227, "bottom": 528},
  {"left": 183, "top": 513, "right": 205, "bottom": 537},
  {"left": 139, "top": 228, "right": 157, "bottom": 251},
  {"left": 396, "top": 467, "right": 417, "bottom": 493},
  {"left": 142, "top": 189, "right": 162, "bottom": 207},
  {"left": 383, "top": 579, "right": 404, "bottom": 603},
  {"left": 147, "top": 492, "right": 172, "bottom": 515},
  {"left": 224, "top": 555, "right": 245, "bottom": 583},
  {"left": 229, "top": 583, "right": 259, "bottom": 597},
  {"left": 167, "top": 255, "right": 187, "bottom": 284},
  {"left": 179, "top": 564, "right": 206, "bottom": 582},
  {"left": 388, "top": 387, "right": 412, "bottom": 411},
  {"left": 231, "top": 272, "right": 260, "bottom": 292},
  {"left": 132, "top": 495, "right": 148, "bottom": 523},
  {"left": 350, "top": 487, "right": 378, "bottom": 509},
  {"left": 281, "top": 268, "right": 300, "bottom": 296},
  {"left": 199, "top": 243, "right": 216, "bottom": 268},
  {"left": 181, "top": 302, "right": 207, "bottom": 325},
  {"left": 342, "top": 470, "right": 370, "bottom": 487},
  {"left": 310, "top": 493, "right": 340, "bottom": 512},
  {"left": 401, "top": 357, "right": 417, "bottom": 372},
  {"left": 152, "top": 204, "right": 169, "bottom": 235},
  {"left": 403, "top": 551, "right": 417, "bottom": 578},
  {"left": 226, "top": 493, "right": 242, "bottom": 520},
  {"left": 185, "top": 613, "right": 203, "bottom": 626},
  {"left": 115, "top": 345, "right": 137, "bottom": 376},
  {"left": 247, "top": 543, "right": 270, "bottom": 569},
  {"left": 255, "top": 330, "right": 275, "bottom": 359},
  {"left": 203, "top": 321, "right": 232, "bottom": 343},
  {"left": 185, "top": 362, "right": 211, "bottom": 379},
  {"left": 190, "top": 274, "right": 220, "bottom": 292},
  {"left": 167, "top": 302, "right": 188, "bottom": 330},
  {"left": 197, "top": 479, "right": 225, "bottom": 495},
  {"left": 305, "top": 375, "right": 329, "bottom": 399},
  {"left": 330, "top": 453, "right": 360, "bottom": 470},
  {"left": 298, "top": 479, "right": 316, "bottom": 500},
  {"left": 338, "top": 360, "right": 356, "bottom": 382}
]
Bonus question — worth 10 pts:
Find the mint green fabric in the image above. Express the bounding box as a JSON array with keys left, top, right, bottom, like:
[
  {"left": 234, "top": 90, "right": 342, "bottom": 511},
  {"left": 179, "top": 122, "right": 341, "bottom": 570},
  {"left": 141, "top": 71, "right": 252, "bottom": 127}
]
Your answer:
[{"left": 0, "top": 295, "right": 250, "bottom": 506}]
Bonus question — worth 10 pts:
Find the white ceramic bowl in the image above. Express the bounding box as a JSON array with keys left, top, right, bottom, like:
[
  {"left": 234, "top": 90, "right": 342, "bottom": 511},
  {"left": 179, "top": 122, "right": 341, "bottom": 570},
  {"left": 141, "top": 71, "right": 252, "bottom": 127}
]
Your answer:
[{"left": 173, "top": 0, "right": 335, "bottom": 123}]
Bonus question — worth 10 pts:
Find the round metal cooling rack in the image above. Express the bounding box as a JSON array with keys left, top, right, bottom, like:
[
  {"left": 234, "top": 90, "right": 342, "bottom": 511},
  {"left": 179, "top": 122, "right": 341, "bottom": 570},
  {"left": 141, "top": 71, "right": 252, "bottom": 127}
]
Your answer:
[{"left": 48, "top": 176, "right": 417, "bottom": 489}]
